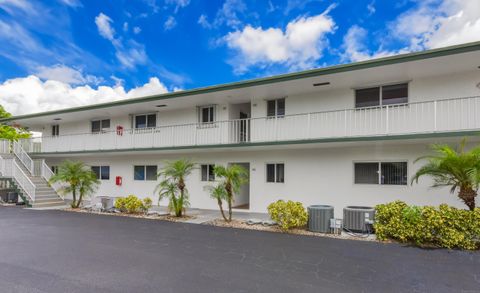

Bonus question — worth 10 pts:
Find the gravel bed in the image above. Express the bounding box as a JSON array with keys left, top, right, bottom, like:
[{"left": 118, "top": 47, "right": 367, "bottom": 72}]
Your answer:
[
  {"left": 64, "top": 208, "right": 195, "bottom": 222},
  {"left": 204, "top": 219, "right": 379, "bottom": 242}
]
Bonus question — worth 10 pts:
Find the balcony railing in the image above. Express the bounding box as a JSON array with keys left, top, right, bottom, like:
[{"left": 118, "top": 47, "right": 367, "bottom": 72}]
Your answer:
[{"left": 21, "top": 96, "right": 480, "bottom": 153}]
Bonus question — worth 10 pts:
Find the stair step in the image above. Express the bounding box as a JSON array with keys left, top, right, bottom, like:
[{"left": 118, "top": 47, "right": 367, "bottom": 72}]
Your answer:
[{"left": 31, "top": 201, "right": 66, "bottom": 208}]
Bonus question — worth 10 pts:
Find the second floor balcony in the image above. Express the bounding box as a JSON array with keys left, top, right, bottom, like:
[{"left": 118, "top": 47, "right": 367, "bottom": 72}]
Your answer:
[{"left": 21, "top": 96, "right": 480, "bottom": 154}]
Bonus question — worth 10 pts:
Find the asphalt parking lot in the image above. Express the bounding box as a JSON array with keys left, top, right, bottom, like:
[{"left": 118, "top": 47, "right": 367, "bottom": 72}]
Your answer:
[{"left": 0, "top": 207, "right": 479, "bottom": 293}]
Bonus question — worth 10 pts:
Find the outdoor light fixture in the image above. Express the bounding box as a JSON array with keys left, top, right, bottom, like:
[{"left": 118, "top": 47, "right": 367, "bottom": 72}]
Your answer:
[
  {"left": 53, "top": 118, "right": 62, "bottom": 121},
  {"left": 313, "top": 82, "right": 330, "bottom": 87},
  {"left": 155, "top": 104, "right": 167, "bottom": 108}
]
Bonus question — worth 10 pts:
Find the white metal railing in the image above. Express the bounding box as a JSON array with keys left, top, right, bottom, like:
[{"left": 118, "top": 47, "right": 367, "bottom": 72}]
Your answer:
[
  {"left": 13, "top": 141, "right": 34, "bottom": 173},
  {"left": 40, "top": 160, "right": 63, "bottom": 199},
  {"left": 0, "top": 156, "right": 36, "bottom": 202},
  {"left": 0, "top": 139, "right": 9, "bottom": 154},
  {"left": 20, "top": 96, "right": 480, "bottom": 153}
]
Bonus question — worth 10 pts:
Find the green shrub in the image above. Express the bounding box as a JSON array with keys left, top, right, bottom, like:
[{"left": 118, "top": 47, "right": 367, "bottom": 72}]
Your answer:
[
  {"left": 141, "top": 197, "right": 153, "bottom": 213},
  {"left": 115, "top": 195, "right": 146, "bottom": 214},
  {"left": 375, "top": 201, "right": 480, "bottom": 250},
  {"left": 267, "top": 200, "right": 308, "bottom": 231}
]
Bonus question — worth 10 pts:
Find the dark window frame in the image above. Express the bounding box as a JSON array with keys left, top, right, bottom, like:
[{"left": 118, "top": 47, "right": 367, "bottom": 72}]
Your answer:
[
  {"left": 134, "top": 165, "right": 158, "bottom": 181},
  {"left": 354, "top": 161, "right": 408, "bottom": 185},
  {"left": 266, "top": 98, "right": 286, "bottom": 118},
  {"left": 355, "top": 83, "right": 409, "bottom": 108},
  {"left": 91, "top": 119, "right": 111, "bottom": 133},
  {"left": 51, "top": 125, "right": 59, "bottom": 136},
  {"left": 91, "top": 165, "right": 110, "bottom": 180},
  {"left": 200, "top": 164, "right": 215, "bottom": 182},
  {"left": 198, "top": 105, "right": 216, "bottom": 124},
  {"left": 134, "top": 113, "right": 157, "bottom": 129},
  {"left": 266, "top": 163, "right": 285, "bottom": 183}
]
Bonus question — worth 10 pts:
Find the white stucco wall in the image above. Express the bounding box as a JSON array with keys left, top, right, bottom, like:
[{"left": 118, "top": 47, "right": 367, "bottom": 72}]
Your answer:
[
  {"left": 38, "top": 70, "right": 480, "bottom": 137},
  {"left": 46, "top": 140, "right": 469, "bottom": 217}
]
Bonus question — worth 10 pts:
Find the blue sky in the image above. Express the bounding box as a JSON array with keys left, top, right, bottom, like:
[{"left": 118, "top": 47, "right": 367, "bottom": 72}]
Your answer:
[{"left": 0, "top": 0, "right": 479, "bottom": 115}]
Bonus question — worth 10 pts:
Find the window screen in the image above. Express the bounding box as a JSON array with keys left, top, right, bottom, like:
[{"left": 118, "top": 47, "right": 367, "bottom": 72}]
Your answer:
[
  {"left": 355, "top": 87, "right": 380, "bottom": 108},
  {"left": 134, "top": 166, "right": 145, "bottom": 180},
  {"left": 266, "top": 163, "right": 284, "bottom": 183},
  {"left": 354, "top": 163, "right": 379, "bottom": 184},
  {"left": 382, "top": 83, "right": 408, "bottom": 105},
  {"left": 381, "top": 162, "right": 407, "bottom": 185},
  {"left": 267, "top": 99, "right": 285, "bottom": 117},
  {"left": 201, "top": 164, "right": 215, "bottom": 181},
  {"left": 146, "top": 166, "right": 158, "bottom": 181},
  {"left": 266, "top": 164, "right": 275, "bottom": 182}
]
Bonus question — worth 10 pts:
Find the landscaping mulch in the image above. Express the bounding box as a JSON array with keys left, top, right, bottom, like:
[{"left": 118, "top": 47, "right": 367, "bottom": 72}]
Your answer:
[
  {"left": 204, "top": 218, "right": 379, "bottom": 242},
  {"left": 64, "top": 208, "right": 195, "bottom": 222}
]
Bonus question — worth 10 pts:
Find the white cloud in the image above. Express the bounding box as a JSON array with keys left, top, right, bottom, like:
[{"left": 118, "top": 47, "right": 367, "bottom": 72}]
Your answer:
[
  {"left": 95, "top": 13, "right": 115, "bottom": 41},
  {"left": 224, "top": 4, "right": 336, "bottom": 73},
  {"left": 165, "top": 0, "right": 190, "bottom": 13},
  {"left": 34, "top": 64, "right": 103, "bottom": 85},
  {"left": 123, "top": 22, "right": 129, "bottom": 32},
  {"left": 133, "top": 26, "right": 141, "bottom": 34},
  {"left": 95, "top": 12, "right": 148, "bottom": 69},
  {"left": 59, "top": 0, "right": 82, "bottom": 8},
  {"left": 340, "top": 25, "right": 406, "bottom": 62},
  {"left": 341, "top": 0, "right": 480, "bottom": 63},
  {"left": 198, "top": 0, "right": 247, "bottom": 29},
  {"left": 197, "top": 14, "right": 211, "bottom": 29},
  {"left": 0, "top": 76, "right": 169, "bottom": 115},
  {"left": 367, "top": 1, "right": 376, "bottom": 16},
  {"left": 390, "top": 0, "right": 480, "bottom": 49},
  {"left": 164, "top": 16, "right": 176, "bottom": 30}
]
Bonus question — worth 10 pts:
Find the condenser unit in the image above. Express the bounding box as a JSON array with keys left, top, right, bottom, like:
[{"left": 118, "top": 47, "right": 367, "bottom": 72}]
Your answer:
[{"left": 343, "top": 206, "right": 375, "bottom": 233}]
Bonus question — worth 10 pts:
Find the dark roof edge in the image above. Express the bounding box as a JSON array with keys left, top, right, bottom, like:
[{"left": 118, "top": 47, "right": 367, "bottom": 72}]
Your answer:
[{"left": 3, "top": 41, "right": 480, "bottom": 123}]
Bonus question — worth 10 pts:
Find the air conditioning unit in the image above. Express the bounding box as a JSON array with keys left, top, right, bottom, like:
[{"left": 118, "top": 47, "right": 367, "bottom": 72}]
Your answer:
[
  {"left": 343, "top": 206, "right": 375, "bottom": 233},
  {"left": 307, "top": 205, "right": 334, "bottom": 233}
]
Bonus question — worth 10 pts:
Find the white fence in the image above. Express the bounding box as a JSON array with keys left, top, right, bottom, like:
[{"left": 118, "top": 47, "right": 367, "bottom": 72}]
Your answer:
[{"left": 20, "top": 96, "right": 480, "bottom": 153}]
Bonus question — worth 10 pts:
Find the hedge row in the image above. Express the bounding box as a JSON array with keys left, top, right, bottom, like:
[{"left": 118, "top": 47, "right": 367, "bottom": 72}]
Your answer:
[{"left": 375, "top": 201, "right": 480, "bottom": 250}]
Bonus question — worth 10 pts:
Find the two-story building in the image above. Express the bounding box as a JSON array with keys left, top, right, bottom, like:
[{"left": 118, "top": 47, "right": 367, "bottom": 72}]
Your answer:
[{"left": 2, "top": 41, "right": 480, "bottom": 214}]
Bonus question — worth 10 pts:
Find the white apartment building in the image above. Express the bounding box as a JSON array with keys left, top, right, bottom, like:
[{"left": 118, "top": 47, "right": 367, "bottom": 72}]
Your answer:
[{"left": 2, "top": 42, "right": 480, "bottom": 215}]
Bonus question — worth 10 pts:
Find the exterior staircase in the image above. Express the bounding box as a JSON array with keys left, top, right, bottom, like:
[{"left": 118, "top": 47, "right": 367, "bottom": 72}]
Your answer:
[{"left": 0, "top": 141, "right": 65, "bottom": 208}]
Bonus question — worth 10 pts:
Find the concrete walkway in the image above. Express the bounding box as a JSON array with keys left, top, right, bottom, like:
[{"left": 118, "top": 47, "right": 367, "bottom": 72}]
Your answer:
[{"left": 151, "top": 206, "right": 271, "bottom": 224}]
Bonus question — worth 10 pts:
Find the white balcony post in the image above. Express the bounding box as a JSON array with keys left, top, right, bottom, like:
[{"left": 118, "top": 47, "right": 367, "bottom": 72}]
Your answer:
[
  {"left": 385, "top": 105, "right": 389, "bottom": 134},
  {"left": 307, "top": 113, "right": 311, "bottom": 139},
  {"left": 433, "top": 100, "right": 437, "bottom": 131},
  {"left": 344, "top": 109, "right": 347, "bottom": 137}
]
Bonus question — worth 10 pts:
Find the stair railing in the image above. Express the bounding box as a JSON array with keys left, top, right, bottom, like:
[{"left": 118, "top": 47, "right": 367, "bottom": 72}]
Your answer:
[
  {"left": 0, "top": 155, "right": 36, "bottom": 202},
  {"left": 12, "top": 141, "right": 34, "bottom": 174},
  {"left": 40, "top": 160, "right": 64, "bottom": 199}
]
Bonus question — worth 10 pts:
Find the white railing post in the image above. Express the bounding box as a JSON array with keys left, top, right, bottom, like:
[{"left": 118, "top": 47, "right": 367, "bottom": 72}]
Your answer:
[
  {"left": 433, "top": 100, "right": 437, "bottom": 131},
  {"left": 307, "top": 113, "right": 311, "bottom": 139},
  {"left": 385, "top": 105, "right": 389, "bottom": 134}
]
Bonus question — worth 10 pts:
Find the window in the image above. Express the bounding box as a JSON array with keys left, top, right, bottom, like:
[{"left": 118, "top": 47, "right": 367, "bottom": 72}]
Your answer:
[
  {"left": 91, "top": 119, "right": 111, "bottom": 133},
  {"left": 267, "top": 98, "right": 285, "bottom": 117},
  {"left": 52, "top": 125, "right": 59, "bottom": 136},
  {"left": 354, "top": 162, "right": 407, "bottom": 185},
  {"left": 355, "top": 83, "right": 408, "bottom": 108},
  {"left": 51, "top": 166, "right": 58, "bottom": 174},
  {"left": 91, "top": 166, "right": 110, "bottom": 180},
  {"left": 134, "top": 165, "right": 157, "bottom": 181},
  {"left": 266, "top": 163, "right": 284, "bottom": 183},
  {"left": 135, "top": 114, "right": 156, "bottom": 129},
  {"left": 201, "top": 164, "right": 215, "bottom": 181},
  {"left": 199, "top": 105, "right": 215, "bottom": 123}
]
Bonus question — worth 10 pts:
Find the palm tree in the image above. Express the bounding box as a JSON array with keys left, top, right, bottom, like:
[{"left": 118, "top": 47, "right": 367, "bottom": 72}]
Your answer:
[
  {"left": 156, "top": 159, "right": 195, "bottom": 217},
  {"left": 214, "top": 164, "right": 249, "bottom": 221},
  {"left": 49, "top": 160, "right": 100, "bottom": 208},
  {"left": 411, "top": 139, "right": 480, "bottom": 211},
  {"left": 207, "top": 184, "right": 228, "bottom": 221}
]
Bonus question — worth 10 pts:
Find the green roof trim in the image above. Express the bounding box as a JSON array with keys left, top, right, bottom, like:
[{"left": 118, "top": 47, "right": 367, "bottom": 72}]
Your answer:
[
  {"left": 29, "top": 130, "right": 480, "bottom": 156},
  {"left": 3, "top": 41, "right": 480, "bottom": 123}
]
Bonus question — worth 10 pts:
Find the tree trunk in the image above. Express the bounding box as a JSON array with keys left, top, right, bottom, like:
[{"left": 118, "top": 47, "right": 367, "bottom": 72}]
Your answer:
[
  {"left": 458, "top": 187, "right": 477, "bottom": 211},
  {"left": 217, "top": 198, "right": 228, "bottom": 221},
  {"left": 76, "top": 192, "right": 83, "bottom": 208},
  {"left": 71, "top": 189, "right": 77, "bottom": 208}
]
